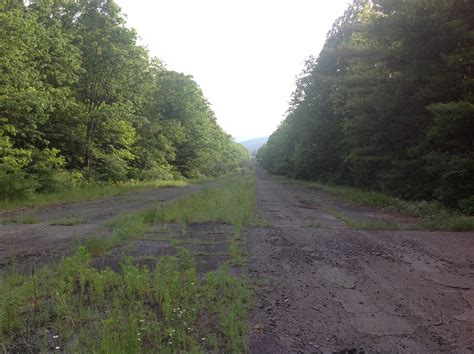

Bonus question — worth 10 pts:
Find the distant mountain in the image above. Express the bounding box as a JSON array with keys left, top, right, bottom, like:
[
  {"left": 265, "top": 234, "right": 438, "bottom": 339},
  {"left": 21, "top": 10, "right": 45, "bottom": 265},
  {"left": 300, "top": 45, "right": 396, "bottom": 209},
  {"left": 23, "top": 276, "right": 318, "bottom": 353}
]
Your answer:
[{"left": 239, "top": 136, "right": 268, "bottom": 155}]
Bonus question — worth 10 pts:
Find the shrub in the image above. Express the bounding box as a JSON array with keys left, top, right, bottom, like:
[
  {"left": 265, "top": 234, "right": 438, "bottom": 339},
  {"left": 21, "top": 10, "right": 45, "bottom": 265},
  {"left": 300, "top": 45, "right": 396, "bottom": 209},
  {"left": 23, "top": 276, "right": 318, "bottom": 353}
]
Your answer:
[
  {"left": 139, "top": 163, "right": 175, "bottom": 181},
  {"left": 95, "top": 154, "right": 129, "bottom": 182},
  {"left": 0, "top": 164, "right": 38, "bottom": 200}
]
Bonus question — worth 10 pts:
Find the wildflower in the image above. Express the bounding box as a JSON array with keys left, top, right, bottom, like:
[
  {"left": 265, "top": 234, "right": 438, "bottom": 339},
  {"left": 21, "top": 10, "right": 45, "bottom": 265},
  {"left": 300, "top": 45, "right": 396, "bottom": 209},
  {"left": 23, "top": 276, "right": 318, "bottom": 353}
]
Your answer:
[
  {"left": 201, "top": 337, "right": 206, "bottom": 341},
  {"left": 53, "top": 335, "right": 59, "bottom": 339},
  {"left": 55, "top": 347, "right": 60, "bottom": 350}
]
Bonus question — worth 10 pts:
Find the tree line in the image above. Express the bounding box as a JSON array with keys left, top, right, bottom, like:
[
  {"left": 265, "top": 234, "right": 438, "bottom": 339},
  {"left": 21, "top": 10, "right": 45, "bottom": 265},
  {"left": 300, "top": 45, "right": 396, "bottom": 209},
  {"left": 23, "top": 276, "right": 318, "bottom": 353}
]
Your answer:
[
  {"left": 258, "top": 0, "right": 473, "bottom": 212},
  {"left": 0, "top": 0, "right": 249, "bottom": 200}
]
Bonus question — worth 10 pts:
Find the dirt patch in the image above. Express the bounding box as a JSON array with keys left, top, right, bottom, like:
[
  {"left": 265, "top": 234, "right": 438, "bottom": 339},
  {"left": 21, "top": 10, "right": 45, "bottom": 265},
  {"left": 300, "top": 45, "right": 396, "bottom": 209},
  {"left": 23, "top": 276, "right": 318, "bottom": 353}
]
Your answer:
[
  {"left": 248, "top": 166, "right": 474, "bottom": 353},
  {"left": 0, "top": 182, "right": 218, "bottom": 272}
]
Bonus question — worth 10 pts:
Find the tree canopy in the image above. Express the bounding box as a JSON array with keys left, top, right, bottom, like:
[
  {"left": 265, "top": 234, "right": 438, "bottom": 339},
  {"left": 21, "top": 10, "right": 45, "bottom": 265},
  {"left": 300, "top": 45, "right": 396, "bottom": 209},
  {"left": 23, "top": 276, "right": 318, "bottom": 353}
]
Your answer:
[
  {"left": 0, "top": 0, "right": 249, "bottom": 200},
  {"left": 258, "top": 0, "right": 473, "bottom": 212}
]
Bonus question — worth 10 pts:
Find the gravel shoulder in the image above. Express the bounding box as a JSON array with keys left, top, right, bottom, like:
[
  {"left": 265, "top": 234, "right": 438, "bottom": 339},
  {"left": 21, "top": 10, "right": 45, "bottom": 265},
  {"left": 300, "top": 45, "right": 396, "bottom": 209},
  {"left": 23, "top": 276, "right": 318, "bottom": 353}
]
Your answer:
[
  {"left": 248, "top": 166, "right": 474, "bottom": 353},
  {"left": 0, "top": 182, "right": 216, "bottom": 271}
]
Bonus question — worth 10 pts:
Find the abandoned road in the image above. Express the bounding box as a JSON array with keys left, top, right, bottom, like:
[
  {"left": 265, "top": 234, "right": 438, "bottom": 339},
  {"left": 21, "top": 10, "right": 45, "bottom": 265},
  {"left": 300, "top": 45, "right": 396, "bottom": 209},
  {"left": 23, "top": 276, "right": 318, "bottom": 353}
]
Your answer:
[
  {"left": 1, "top": 168, "right": 473, "bottom": 352},
  {"left": 0, "top": 181, "right": 217, "bottom": 271},
  {"left": 248, "top": 167, "right": 474, "bottom": 353}
]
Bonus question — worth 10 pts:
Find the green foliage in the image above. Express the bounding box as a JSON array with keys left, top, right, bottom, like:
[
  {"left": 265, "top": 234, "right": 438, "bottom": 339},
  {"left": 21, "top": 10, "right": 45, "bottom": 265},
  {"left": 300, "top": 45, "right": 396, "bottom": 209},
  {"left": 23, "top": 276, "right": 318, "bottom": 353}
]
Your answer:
[
  {"left": 0, "top": 247, "right": 251, "bottom": 352},
  {"left": 144, "top": 172, "right": 256, "bottom": 229},
  {"left": 0, "top": 179, "right": 187, "bottom": 210},
  {"left": 0, "top": 0, "right": 249, "bottom": 204},
  {"left": 94, "top": 172, "right": 256, "bottom": 257},
  {"left": 0, "top": 164, "right": 38, "bottom": 201},
  {"left": 258, "top": 0, "right": 474, "bottom": 210}
]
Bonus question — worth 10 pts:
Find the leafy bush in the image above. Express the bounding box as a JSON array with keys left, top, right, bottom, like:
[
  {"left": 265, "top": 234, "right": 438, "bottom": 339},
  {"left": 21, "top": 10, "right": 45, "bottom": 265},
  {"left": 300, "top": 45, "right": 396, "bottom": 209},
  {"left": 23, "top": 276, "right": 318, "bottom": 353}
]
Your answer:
[
  {"left": 0, "top": 164, "right": 38, "bottom": 200},
  {"left": 458, "top": 196, "right": 474, "bottom": 215},
  {"left": 139, "top": 162, "right": 175, "bottom": 181},
  {"left": 95, "top": 154, "right": 129, "bottom": 182},
  {"left": 26, "top": 148, "right": 66, "bottom": 193}
]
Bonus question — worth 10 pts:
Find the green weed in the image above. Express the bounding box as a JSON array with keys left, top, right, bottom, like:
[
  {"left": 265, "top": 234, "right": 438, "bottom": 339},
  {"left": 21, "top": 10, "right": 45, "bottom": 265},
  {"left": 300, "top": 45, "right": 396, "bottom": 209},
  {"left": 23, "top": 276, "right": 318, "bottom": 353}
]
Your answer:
[
  {"left": 423, "top": 215, "right": 474, "bottom": 232},
  {"left": 328, "top": 209, "right": 401, "bottom": 230},
  {"left": 0, "top": 247, "right": 252, "bottom": 352},
  {"left": 0, "top": 179, "right": 188, "bottom": 211},
  {"left": 49, "top": 216, "right": 85, "bottom": 226},
  {"left": 250, "top": 214, "right": 272, "bottom": 227},
  {"left": 146, "top": 173, "right": 256, "bottom": 228},
  {"left": 300, "top": 197, "right": 312, "bottom": 206},
  {"left": 0, "top": 214, "right": 39, "bottom": 224},
  {"left": 79, "top": 173, "right": 257, "bottom": 260},
  {"left": 279, "top": 176, "right": 473, "bottom": 231},
  {"left": 346, "top": 218, "right": 401, "bottom": 231}
]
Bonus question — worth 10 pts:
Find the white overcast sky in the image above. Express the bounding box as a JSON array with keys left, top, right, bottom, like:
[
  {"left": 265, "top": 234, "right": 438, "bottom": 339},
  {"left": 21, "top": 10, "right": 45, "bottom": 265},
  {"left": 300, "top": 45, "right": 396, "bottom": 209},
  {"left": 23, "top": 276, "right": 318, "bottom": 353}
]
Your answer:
[{"left": 115, "top": 0, "right": 352, "bottom": 141}]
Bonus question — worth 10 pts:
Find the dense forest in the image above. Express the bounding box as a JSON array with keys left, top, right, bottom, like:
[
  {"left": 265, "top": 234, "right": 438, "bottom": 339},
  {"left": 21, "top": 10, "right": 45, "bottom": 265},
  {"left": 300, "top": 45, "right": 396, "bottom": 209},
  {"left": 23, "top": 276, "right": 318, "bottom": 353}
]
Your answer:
[
  {"left": 258, "top": 0, "right": 473, "bottom": 212},
  {"left": 0, "top": 0, "right": 248, "bottom": 200}
]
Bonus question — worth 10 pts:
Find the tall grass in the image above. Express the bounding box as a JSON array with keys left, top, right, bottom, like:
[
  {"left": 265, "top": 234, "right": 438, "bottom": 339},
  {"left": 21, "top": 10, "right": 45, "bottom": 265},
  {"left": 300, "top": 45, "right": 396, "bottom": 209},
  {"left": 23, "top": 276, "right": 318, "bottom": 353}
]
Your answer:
[
  {"left": 0, "top": 248, "right": 251, "bottom": 352},
  {"left": 0, "top": 179, "right": 189, "bottom": 211},
  {"left": 86, "top": 173, "right": 256, "bottom": 257},
  {"left": 143, "top": 173, "right": 256, "bottom": 230},
  {"left": 1, "top": 173, "right": 257, "bottom": 352}
]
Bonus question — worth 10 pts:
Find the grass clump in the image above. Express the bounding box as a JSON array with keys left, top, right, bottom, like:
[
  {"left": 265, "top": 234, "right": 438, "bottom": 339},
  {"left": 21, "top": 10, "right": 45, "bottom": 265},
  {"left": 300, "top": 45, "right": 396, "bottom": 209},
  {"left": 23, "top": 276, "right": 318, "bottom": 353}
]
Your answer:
[
  {"left": 84, "top": 172, "right": 256, "bottom": 260},
  {"left": 145, "top": 172, "right": 256, "bottom": 265},
  {"left": 346, "top": 218, "right": 401, "bottom": 231},
  {"left": 145, "top": 173, "right": 256, "bottom": 229},
  {"left": 0, "top": 179, "right": 188, "bottom": 211},
  {"left": 0, "top": 214, "right": 39, "bottom": 224},
  {"left": 328, "top": 209, "right": 401, "bottom": 230},
  {"left": 0, "top": 247, "right": 251, "bottom": 353},
  {"left": 49, "top": 217, "right": 85, "bottom": 226},
  {"left": 317, "top": 184, "right": 474, "bottom": 231}
]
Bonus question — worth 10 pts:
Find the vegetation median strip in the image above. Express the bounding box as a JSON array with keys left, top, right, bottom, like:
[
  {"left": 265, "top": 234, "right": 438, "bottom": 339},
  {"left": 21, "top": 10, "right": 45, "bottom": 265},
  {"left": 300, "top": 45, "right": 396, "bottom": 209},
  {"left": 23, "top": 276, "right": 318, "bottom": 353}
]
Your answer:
[{"left": 1, "top": 172, "right": 256, "bottom": 352}]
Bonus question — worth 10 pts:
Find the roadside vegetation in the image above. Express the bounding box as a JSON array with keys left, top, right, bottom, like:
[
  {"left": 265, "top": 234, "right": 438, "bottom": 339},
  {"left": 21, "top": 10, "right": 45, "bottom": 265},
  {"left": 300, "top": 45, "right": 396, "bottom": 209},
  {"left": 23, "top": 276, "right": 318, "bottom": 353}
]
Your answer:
[
  {"left": 1, "top": 1, "right": 250, "bottom": 206},
  {"left": 0, "top": 248, "right": 251, "bottom": 352},
  {"left": 0, "top": 172, "right": 256, "bottom": 352},
  {"left": 258, "top": 0, "right": 473, "bottom": 216},
  {"left": 280, "top": 177, "right": 474, "bottom": 231},
  {"left": 85, "top": 172, "right": 256, "bottom": 259},
  {"left": 0, "top": 179, "right": 189, "bottom": 210}
]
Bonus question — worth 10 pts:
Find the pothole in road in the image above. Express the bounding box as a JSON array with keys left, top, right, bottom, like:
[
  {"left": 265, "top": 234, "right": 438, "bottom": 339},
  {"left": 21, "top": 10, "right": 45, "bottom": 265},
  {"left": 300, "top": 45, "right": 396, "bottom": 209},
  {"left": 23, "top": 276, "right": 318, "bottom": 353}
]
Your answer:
[{"left": 318, "top": 266, "right": 357, "bottom": 289}]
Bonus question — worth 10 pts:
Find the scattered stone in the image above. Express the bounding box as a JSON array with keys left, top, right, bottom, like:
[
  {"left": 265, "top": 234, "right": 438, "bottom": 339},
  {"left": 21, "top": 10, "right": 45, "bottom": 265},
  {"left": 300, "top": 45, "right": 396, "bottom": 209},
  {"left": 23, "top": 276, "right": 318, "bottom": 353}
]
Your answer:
[{"left": 351, "top": 312, "right": 414, "bottom": 335}]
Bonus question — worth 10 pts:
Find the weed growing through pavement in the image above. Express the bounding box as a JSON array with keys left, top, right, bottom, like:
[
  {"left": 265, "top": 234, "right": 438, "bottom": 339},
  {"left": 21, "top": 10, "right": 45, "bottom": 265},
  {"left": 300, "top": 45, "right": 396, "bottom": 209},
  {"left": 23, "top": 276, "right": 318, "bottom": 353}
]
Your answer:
[
  {"left": 0, "top": 214, "right": 39, "bottom": 224},
  {"left": 0, "top": 247, "right": 252, "bottom": 352},
  {"left": 327, "top": 209, "right": 401, "bottom": 231},
  {"left": 85, "top": 173, "right": 256, "bottom": 261},
  {"left": 49, "top": 217, "right": 85, "bottom": 226}
]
